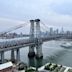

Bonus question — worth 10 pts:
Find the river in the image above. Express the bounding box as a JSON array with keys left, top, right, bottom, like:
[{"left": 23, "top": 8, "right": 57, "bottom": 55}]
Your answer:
[{"left": 4, "top": 39, "right": 72, "bottom": 68}]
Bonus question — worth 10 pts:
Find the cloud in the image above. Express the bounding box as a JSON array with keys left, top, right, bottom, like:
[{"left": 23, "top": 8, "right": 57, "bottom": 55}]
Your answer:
[
  {"left": 0, "top": 18, "right": 29, "bottom": 33},
  {"left": 0, "top": 0, "right": 72, "bottom": 31},
  {"left": 40, "top": 10, "right": 72, "bottom": 31},
  {"left": 50, "top": 0, "right": 72, "bottom": 15}
]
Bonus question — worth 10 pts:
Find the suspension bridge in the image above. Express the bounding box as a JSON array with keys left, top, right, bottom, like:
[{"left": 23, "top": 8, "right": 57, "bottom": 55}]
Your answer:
[{"left": 0, "top": 19, "right": 69, "bottom": 64}]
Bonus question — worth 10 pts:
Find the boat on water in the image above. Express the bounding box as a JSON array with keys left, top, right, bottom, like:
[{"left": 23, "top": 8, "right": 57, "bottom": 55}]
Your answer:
[{"left": 60, "top": 42, "right": 72, "bottom": 48}]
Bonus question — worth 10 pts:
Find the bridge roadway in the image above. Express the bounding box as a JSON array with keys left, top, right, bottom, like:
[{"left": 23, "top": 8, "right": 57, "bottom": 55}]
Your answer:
[{"left": 0, "top": 35, "right": 61, "bottom": 52}]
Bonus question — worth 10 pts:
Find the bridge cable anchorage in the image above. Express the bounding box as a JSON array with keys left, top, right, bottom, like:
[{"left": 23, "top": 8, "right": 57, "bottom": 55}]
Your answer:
[{"left": 0, "top": 22, "right": 29, "bottom": 35}]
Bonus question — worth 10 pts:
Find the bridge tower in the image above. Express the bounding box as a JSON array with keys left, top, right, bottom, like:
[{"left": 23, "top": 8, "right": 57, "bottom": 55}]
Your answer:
[
  {"left": 35, "top": 19, "right": 43, "bottom": 59},
  {"left": 28, "top": 20, "right": 35, "bottom": 57}
]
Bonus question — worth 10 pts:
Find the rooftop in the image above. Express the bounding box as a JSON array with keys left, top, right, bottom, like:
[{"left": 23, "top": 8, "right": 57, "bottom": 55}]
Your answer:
[{"left": 0, "top": 62, "right": 13, "bottom": 70}]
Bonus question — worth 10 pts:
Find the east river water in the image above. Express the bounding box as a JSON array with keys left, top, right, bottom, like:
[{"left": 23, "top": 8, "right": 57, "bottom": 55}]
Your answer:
[{"left": 4, "top": 39, "right": 72, "bottom": 68}]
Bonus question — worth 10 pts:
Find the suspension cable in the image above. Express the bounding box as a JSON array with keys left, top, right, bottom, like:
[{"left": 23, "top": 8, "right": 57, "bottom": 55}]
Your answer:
[
  {"left": 40, "top": 20, "right": 50, "bottom": 31},
  {"left": 0, "top": 22, "right": 29, "bottom": 35}
]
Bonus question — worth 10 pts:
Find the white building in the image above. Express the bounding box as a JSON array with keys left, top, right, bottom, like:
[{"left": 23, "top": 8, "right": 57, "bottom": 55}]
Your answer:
[{"left": 0, "top": 62, "right": 14, "bottom": 72}]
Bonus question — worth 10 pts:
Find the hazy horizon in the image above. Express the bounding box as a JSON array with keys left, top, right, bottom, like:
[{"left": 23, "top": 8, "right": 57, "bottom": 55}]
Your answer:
[{"left": 0, "top": 0, "right": 72, "bottom": 33}]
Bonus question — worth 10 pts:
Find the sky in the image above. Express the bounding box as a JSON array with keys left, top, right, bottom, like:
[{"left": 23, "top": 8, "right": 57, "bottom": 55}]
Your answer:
[{"left": 0, "top": 0, "right": 72, "bottom": 33}]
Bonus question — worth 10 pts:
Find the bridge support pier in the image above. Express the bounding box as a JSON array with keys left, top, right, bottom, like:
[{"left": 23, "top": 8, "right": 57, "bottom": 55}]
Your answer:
[
  {"left": 28, "top": 45, "right": 35, "bottom": 58},
  {"left": 11, "top": 49, "right": 15, "bottom": 62},
  {"left": 1, "top": 51, "right": 4, "bottom": 63},
  {"left": 35, "top": 19, "right": 43, "bottom": 59},
  {"left": 36, "top": 44, "right": 43, "bottom": 59},
  {"left": 16, "top": 49, "right": 20, "bottom": 63},
  {"left": 28, "top": 20, "right": 35, "bottom": 58}
]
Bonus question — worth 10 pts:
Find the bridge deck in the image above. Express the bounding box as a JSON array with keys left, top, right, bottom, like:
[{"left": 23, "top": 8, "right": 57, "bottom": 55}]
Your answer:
[{"left": 0, "top": 35, "right": 61, "bottom": 52}]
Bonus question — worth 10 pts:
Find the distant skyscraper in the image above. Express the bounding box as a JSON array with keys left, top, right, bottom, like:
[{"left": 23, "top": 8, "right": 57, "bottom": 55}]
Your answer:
[
  {"left": 60, "top": 27, "right": 64, "bottom": 34},
  {"left": 56, "top": 29, "right": 59, "bottom": 34},
  {"left": 49, "top": 27, "right": 53, "bottom": 35}
]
